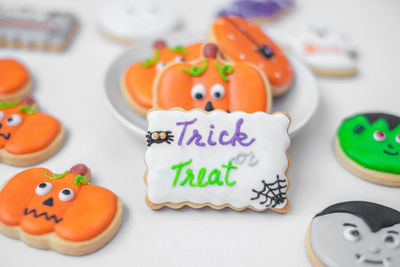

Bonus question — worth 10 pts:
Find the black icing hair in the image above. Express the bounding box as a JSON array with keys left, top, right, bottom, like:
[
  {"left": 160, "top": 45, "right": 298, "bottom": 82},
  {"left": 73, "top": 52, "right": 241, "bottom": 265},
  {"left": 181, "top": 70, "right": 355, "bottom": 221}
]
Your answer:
[
  {"left": 315, "top": 201, "right": 400, "bottom": 233},
  {"left": 358, "top": 113, "right": 400, "bottom": 131}
]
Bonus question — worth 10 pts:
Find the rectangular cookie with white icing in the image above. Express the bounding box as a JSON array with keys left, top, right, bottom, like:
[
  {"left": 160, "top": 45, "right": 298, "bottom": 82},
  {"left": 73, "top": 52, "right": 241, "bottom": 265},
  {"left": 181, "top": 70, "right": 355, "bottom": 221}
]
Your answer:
[{"left": 144, "top": 109, "right": 291, "bottom": 213}]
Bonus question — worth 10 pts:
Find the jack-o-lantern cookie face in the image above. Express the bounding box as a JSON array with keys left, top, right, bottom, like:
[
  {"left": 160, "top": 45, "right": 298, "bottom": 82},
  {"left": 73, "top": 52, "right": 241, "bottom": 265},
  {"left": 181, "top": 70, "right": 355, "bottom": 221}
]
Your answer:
[
  {"left": 0, "top": 59, "right": 32, "bottom": 101},
  {"left": 0, "top": 97, "right": 64, "bottom": 166},
  {"left": 0, "top": 164, "right": 123, "bottom": 255},
  {"left": 122, "top": 40, "right": 202, "bottom": 116},
  {"left": 154, "top": 43, "right": 271, "bottom": 113},
  {"left": 208, "top": 16, "right": 293, "bottom": 96}
]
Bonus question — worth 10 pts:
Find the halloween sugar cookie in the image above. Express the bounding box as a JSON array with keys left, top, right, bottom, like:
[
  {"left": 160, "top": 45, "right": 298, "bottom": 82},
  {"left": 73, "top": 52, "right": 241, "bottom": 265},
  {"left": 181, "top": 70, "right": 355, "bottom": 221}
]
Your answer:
[
  {"left": 0, "top": 59, "right": 32, "bottom": 101},
  {"left": 122, "top": 40, "right": 202, "bottom": 116},
  {"left": 208, "top": 16, "right": 293, "bottom": 96},
  {"left": 335, "top": 113, "right": 400, "bottom": 186},
  {"left": 307, "top": 201, "right": 400, "bottom": 267},
  {"left": 154, "top": 43, "right": 272, "bottom": 113},
  {"left": 144, "top": 109, "right": 291, "bottom": 212},
  {"left": 0, "top": 164, "right": 123, "bottom": 255},
  {"left": 0, "top": 97, "right": 64, "bottom": 166}
]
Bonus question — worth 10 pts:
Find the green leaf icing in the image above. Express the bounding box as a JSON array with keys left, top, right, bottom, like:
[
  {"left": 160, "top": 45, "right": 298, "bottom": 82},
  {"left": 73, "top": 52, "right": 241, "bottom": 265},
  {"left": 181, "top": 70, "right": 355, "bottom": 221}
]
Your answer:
[
  {"left": 19, "top": 105, "right": 36, "bottom": 115},
  {"left": 168, "top": 45, "right": 189, "bottom": 54},
  {"left": 141, "top": 49, "right": 160, "bottom": 68},
  {"left": 337, "top": 114, "right": 400, "bottom": 174},
  {"left": 214, "top": 61, "right": 234, "bottom": 82},
  {"left": 45, "top": 170, "right": 69, "bottom": 180},
  {"left": 74, "top": 175, "right": 89, "bottom": 186},
  {"left": 0, "top": 100, "right": 19, "bottom": 109},
  {"left": 182, "top": 58, "right": 208, "bottom": 76}
]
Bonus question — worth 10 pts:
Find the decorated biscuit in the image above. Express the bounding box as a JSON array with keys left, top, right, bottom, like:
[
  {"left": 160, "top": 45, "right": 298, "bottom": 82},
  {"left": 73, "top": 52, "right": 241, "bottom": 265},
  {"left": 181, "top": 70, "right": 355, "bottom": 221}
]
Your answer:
[
  {"left": 307, "top": 201, "right": 400, "bottom": 267},
  {"left": 0, "top": 97, "right": 64, "bottom": 166},
  {"left": 0, "top": 164, "right": 122, "bottom": 255},
  {"left": 144, "top": 109, "right": 291, "bottom": 212},
  {"left": 335, "top": 113, "right": 400, "bottom": 186},
  {"left": 154, "top": 43, "right": 272, "bottom": 113},
  {"left": 122, "top": 40, "right": 202, "bottom": 116},
  {"left": 208, "top": 16, "right": 293, "bottom": 96},
  {"left": 0, "top": 59, "right": 32, "bottom": 101}
]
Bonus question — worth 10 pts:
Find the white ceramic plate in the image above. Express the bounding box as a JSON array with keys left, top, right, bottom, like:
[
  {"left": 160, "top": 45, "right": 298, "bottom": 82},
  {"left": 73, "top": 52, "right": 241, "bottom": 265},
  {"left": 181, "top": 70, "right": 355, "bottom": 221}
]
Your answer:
[{"left": 105, "top": 34, "right": 319, "bottom": 137}]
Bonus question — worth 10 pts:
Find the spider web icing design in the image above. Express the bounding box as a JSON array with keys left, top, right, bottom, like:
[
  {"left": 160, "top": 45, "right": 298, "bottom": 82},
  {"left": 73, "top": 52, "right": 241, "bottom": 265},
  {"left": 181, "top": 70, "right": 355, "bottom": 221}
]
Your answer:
[{"left": 250, "top": 175, "right": 288, "bottom": 208}]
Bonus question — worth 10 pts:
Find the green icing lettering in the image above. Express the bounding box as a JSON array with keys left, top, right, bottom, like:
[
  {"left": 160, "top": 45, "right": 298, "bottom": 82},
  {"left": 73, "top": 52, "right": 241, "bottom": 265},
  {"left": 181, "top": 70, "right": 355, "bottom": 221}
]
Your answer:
[
  {"left": 141, "top": 49, "right": 160, "bottom": 68},
  {"left": 182, "top": 58, "right": 208, "bottom": 76},
  {"left": 214, "top": 61, "right": 234, "bottom": 82},
  {"left": 337, "top": 114, "right": 400, "bottom": 174},
  {"left": 170, "top": 158, "right": 237, "bottom": 187}
]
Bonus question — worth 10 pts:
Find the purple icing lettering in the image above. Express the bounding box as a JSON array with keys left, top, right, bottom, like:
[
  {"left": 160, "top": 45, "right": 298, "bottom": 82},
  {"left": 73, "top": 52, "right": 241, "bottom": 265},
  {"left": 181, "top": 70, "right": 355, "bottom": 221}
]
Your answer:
[
  {"left": 176, "top": 118, "right": 197, "bottom": 145},
  {"left": 229, "top": 118, "right": 256, "bottom": 146},
  {"left": 186, "top": 129, "right": 206, "bottom": 146},
  {"left": 207, "top": 124, "right": 217, "bottom": 146}
]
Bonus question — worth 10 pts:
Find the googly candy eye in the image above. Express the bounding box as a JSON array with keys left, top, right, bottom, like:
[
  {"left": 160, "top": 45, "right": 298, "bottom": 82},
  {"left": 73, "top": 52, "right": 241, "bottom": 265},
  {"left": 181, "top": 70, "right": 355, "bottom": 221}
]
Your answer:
[
  {"left": 35, "top": 182, "right": 53, "bottom": 195},
  {"left": 211, "top": 84, "right": 225, "bottom": 100},
  {"left": 156, "top": 62, "right": 166, "bottom": 71},
  {"left": 58, "top": 188, "right": 74, "bottom": 202},
  {"left": 191, "top": 84, "right": 206, "bottom": 101},
  {"left": 0, "top": 111, "right": 4, "bottom": 121},
  {"left": 151, "top": 132, "right": 159, "bottom": 140},
  {"left": 343, "top": 227, "right": 361, "bottom": 242},
  {"left": 395, "top": 134, "right": 400, "bottom": 144},
  {"left": 373, "top": 131, "right": 386, "bottom": 141},
  {"left": 384, "top": 234, "right": 400, "bottom": 249},
  {"left": 6, "top": 114, "right": 22, "bottom": 126},
  {"left": 174, "top": 56, "right": 184, "bottom": 62}
]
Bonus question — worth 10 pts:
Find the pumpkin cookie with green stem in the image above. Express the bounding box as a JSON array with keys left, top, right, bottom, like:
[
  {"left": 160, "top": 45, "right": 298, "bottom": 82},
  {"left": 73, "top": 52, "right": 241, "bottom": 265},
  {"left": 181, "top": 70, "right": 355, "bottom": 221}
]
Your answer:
[
  {"left": 0, "top": 164, "right": 123, "bottom": 255},
  {"left": 335, "top": 113, "right": 400, "bottom": 186}
]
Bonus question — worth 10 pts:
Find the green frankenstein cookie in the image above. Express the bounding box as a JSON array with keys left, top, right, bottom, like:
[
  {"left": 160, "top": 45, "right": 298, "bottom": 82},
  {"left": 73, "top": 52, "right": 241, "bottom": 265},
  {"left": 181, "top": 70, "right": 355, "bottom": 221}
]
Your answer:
[{"left": 336, "top": 113, "right": 400, "bottom": 186}]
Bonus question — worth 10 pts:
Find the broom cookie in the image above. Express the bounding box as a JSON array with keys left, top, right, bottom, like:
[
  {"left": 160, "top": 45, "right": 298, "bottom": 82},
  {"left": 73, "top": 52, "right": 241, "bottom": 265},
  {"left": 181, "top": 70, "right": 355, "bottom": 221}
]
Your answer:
[
  {"left": 0, "top": 97, "right": 64, "bottom": 166},
  {"left": 335, "top": 113, "right": 400, "bottom": 186},
  {"left": 0, "top": 164, "right": 123, "bottom": 255}
]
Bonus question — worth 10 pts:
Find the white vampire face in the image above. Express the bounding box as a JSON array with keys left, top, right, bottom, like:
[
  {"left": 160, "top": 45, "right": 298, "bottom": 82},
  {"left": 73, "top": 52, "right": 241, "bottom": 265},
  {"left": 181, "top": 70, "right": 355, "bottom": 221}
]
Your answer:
[{"left": 310, "top": 213, "right": 400, "bottom": 267}]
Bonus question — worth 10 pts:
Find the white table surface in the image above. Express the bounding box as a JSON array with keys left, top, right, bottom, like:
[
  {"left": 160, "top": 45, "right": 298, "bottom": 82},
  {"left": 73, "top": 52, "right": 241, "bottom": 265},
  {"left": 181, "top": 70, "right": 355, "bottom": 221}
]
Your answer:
[{"left": 0, "top": 0, "right": 399, "bottom": 266}]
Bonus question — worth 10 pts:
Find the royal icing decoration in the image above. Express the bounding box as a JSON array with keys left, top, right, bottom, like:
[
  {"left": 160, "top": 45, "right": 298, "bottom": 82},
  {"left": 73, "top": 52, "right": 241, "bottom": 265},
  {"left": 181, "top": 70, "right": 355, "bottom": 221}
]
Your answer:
[
  {"left": 337, "top": 113, "right": 400, "bottom": 174},
  {"left": 123, "top": 40, "right": 202, "bottom": 113},
  {"left": 145, "top": 109, "right": 291, "bottom": 212},
  {"left": 308, "top": 201, "right": 400, "bottom": 267},
  {"left": 210, "top": 16, "right": 293, "bottom": 95},
  {"left": 0, "top": 164, "right": 122, "bottom": 255},
  {"left": 0, "top": 97, "right": 64, "bottom": 166},
  {"left": 154, "top": 43, "right": 272, "bottom": 113},
  {"left": 0, "top": 7, "right": 77, "bottom": 51},
  {"left": 0, "top": 58, "right": 30, "bottom": 98}
]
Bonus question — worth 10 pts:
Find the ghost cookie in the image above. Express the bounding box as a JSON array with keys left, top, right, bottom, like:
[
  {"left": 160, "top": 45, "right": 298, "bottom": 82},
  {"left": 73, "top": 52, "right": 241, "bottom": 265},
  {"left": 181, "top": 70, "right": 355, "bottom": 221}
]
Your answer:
[
  {"left": 0, "top": 164, "right": 123, "bottom": 255},
  {"left": 0, "top": 59, "right": 32, "bottom": 101},
  {"left": 307, "top": 201, "right": 400, "bottom": 267},
  {"left": 153, "top": 43, "right": 272, "bottom": 113},
  {"left": 144, "top": 109, "right": 291, "bottom": 212},
  {"left": 208, "top": 16, "right": 293, "bottom": 96},
  {"left": 98, "top": 0, "right": 179, "bottom": 43},
  {"left": 0, "top": 97, "right": 64, "bottom": 166},
  {"left": 122, "top": 40, "right": 202, "bottom": 116},
  {"left": 335, "top": 113, "right": 400, "bottom": 186}
]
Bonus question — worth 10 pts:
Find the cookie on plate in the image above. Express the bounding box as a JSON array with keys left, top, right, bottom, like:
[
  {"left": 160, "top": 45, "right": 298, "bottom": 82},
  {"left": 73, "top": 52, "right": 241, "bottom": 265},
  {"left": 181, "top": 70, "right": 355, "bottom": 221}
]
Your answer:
[
  {"left": 0, "top": 58, "right": 32, "bottom": 101},
  {"left": 144, "top": 108, "right": 291, "bottom": 212},
  {"left": 207, "top": 16, "right": 293, "bottom": 96},
  {"left": 307, "top": 201, "right": 400, "bottom": 267},
  {"left": 122, "top": 40, "right": 202, "bottom": 116},
  {"left": 0, "top": 97, "right": 64, "bottom": 166},
  {"left": 335, "top": 113, "right": 400, "bottom": 186},
  {"left": 0, "top": 164, "right": 123, "bottom": 255},
  {"left": 153, "top": 43, "right": 272, "bottom": 113}
]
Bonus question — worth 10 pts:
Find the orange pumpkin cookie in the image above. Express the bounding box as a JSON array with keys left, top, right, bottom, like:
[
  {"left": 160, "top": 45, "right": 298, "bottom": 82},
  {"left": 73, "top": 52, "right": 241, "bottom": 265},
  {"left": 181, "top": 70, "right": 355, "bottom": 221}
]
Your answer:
[
  {"left": 153, "top": 43, "right": 272, "bottom": 113},
  {"left": 0, "top": 97, "right": 64, "bottom": 166},
  {"left": 0, "top": 164, "right": 123, "bottom": 255},
  {"left": 208, "top": 16, "right": 293, "bottom": 96},
  {"left": 0, "top": 59, "right": 32, "bottom": 101},
  {"left": 122, "top": 40, "right": 202, "bottom": 116}
]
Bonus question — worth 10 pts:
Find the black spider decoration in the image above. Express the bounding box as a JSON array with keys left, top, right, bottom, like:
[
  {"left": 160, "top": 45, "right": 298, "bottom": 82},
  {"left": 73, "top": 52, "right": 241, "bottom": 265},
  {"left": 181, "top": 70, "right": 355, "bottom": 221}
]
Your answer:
[
  {"left": 146, "top": 130, "right": 174, "bottom": 147},
  {"left": 250, "top": 175, "right": 287, "bottom": 208}
]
